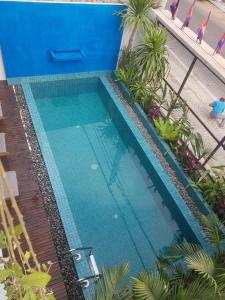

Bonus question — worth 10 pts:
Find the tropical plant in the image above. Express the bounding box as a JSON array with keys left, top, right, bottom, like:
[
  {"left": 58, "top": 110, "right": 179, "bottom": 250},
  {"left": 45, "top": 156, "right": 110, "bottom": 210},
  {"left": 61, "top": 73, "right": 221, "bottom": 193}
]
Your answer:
[
  {"left": 169, "top": 106, "right": 211, "bottom": 172},
  {"left": 178, "top": 148, "right": 199, "bottom": 173},
  {"left": 129, "top": 80, "right": 153, "bottom": 109},
  {"left": 92, "top": 213, "right": 225, "bottom": 299},
  {"left": 90, "top": 263, "right": 131, "bottom": 300},
  {"left": 215, "top": 199, "right": 225, "bottom": 221},
  {"left": 154, "top": 118, "right": 180, "bottom": 142},
  {"left": 153, "top": 80, "right": 169, "bottom": 106},
  {"left": 147, "top": 80, "right": 169, "bottom": 119},
  {"left": 117, "top": 48, "right": 162, "bottom": 109},
  {"left": 164, "top": 91, "right": 181, "bottom": 120},
  {"left": 147, "top": 102, "right": 161, "bottom": 119},
  {"left": 157, "top": 213, "right": 225, "bottom": 298},
  {"left": 117, "top": 0, "right": 160, "bottom": 52},
  {"left": 190, "top": 133, "right": 212, "bottom": 162},
  {"left": 134, "top": 22, "right": 168, "bottom": 83},
  {"left": 177, "top": 133, "right": 211, "bottom": 174},
  {"left": 0, "top": 161, "right": 55, "bottom": 299},
  {"left": 147, "top": 82, "right": 210, "bottom": 168},
  {"left": 189, "top": 171, "right": 225, "bottom": 219},
  {"left": 117, "top": 66, "right": 138, "bottom": 89},
  {"left": 117, "top": 49, "right": 140, "bottom": 90},
  {"left": 132, "top": 270, "right": 217, "bottom": 299},
  {"left": 200, "top": 213, "right": 225, "bottom": 254},
  {"left": 155, "top": 85, "right": 189, "bottom": 125},
  {"left": 118, "top": 48, "right": 135, "bottom": 69},
  {"left": 132, "top": 272, "right": 170, "bottom": 299}
]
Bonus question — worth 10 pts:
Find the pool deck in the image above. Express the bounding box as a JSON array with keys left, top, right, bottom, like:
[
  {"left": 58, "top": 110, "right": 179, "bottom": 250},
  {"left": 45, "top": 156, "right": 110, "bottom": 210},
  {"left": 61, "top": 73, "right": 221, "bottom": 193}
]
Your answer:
[{"left": 0, "top": 81, "right": 68, "bottom": 299}]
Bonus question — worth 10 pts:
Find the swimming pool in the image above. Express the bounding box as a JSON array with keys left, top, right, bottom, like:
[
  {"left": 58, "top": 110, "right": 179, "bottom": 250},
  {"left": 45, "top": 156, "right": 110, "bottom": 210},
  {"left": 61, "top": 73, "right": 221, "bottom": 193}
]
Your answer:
[{"left": 21, "top": 72, "right": 205, "bottom": 291}]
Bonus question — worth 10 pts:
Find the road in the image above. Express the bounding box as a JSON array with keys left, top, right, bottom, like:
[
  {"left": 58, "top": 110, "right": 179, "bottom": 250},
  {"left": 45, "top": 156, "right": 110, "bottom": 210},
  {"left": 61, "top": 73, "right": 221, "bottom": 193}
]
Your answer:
[{"left": 165, "top": 0, "right": 225, "bottom": 56}]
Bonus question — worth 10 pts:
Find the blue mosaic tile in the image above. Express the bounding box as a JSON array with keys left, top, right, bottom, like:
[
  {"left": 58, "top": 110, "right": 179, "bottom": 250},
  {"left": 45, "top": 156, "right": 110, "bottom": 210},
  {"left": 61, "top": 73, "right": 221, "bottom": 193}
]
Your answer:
[{"left": 20, "top": 72, "right": 208, "bottom": 299}]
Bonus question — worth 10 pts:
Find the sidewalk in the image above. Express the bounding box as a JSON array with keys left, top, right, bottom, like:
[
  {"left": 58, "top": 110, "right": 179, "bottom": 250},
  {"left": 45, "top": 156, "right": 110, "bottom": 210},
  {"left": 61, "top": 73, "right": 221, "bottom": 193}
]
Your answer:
[
  {"left": 208, "top": 0, "right": 225, "bottom": 13},
  {"left": 154, "top": 9, "right": 225, "bottom": 167},
  {"left": 167, "top": 41, "right": 225, "bottom": 167}
]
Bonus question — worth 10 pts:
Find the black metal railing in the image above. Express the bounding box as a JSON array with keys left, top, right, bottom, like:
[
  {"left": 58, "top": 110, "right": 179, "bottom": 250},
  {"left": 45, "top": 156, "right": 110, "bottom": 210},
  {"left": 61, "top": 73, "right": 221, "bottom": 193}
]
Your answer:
[{"left": 157, "top": 19, "right": 225, "bottom": 166}]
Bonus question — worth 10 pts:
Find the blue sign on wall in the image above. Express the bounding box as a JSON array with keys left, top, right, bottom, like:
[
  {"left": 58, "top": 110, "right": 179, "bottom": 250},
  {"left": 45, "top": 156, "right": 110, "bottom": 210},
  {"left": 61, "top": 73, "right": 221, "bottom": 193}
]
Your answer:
[{"left": 0, "top": 1, "right": 125, "bottom": 78}]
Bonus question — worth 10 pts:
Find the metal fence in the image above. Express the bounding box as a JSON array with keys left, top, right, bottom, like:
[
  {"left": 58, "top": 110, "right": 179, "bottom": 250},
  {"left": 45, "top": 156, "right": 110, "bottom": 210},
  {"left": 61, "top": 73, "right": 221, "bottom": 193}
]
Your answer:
[{"left": 158, "top": 20, "right": 225, "bottom": 168}]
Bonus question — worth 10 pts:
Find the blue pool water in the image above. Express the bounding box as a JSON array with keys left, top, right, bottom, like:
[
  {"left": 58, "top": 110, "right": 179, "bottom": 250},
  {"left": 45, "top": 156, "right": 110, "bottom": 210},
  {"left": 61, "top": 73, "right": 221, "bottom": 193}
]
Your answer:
[{"left": 27, "top": 75, "right": 200, "bottom": 277}]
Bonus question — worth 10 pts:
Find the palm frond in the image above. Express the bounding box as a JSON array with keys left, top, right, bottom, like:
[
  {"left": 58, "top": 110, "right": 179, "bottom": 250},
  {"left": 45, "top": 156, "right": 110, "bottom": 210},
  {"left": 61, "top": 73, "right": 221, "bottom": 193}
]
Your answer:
[
  {"left": 167, "top": 281, "right": 186, "bottom": 300},
  {"left": 185, "top": 250, "right": 216, "bottom": 289},
  {"left": 190, "top": 132, "right": 212, "bottom": 160},
  {"left": 214, "top": 273, "right": 225, "bottom": 297},
  {"left": 93, "top": 263, "right": 130, "bottom": 300},
  {"left": 183, "top": 278, "right": 216, "bottom": 299},
  {"left": 118, "top": 0, "right": 160, "bottom": 29},
  {"left": 169, "top": 241, "right": 202, "bottom": 258},
  {"left": 132, "top": 272, "right": 169, "bottom": 300},
  {"left": 199, "top": 213, "right": 225, "bottom": 250},
  {"left": 157, "top": 255, "right": 187, "bottom": 282},
  {"left": 116, "top": 0, "right": 160, "bottom": 50},
  {"left": 168, "top": 279, "right": 222, "bottom": 300}
]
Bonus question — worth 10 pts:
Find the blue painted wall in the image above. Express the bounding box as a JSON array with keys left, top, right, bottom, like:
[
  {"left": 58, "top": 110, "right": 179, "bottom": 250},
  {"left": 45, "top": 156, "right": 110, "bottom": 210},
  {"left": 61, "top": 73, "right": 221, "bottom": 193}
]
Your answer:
[{"left": 0, "top": 1, "right": 124, "bottom": 78}]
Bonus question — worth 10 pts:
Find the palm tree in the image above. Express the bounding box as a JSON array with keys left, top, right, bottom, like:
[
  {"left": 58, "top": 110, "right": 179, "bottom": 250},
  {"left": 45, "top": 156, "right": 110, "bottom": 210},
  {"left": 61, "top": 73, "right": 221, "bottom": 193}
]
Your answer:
[
  {"left": 117, "top": 0, "right": 160, "bottom": 52},
  {"left": 92, "top": 264, "right": 219, "bottom": 300},
  {"left": 91, "top": 214, "right": 225, "bottom": 299},
  {"left": 132, "top": 271, "right": 217, "bottom": 299},
  {"left": 90, "top": 262, "right": 131, "bottom": 300},
  {"left": 156, "top": 213, "right": 225, "bottom": 298},
  {"left": 134, "top": 22, "right": 168, "bottom": 84}
]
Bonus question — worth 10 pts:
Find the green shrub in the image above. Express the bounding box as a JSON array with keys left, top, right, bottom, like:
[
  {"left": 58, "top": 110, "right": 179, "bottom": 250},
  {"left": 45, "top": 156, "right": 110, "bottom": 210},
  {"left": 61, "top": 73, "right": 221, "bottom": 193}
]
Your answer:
[
  {"left": 134, "top": 22, "right": 168, "bottom": 84},
  {"left": 154, "top": 118, "right": 180, "bottom": 142}
]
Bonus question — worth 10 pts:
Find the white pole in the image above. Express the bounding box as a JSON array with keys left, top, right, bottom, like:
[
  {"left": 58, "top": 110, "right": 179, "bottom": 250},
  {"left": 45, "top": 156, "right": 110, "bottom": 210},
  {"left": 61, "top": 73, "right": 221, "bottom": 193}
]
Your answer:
[{"left": 0, "top": 49, "right": 6, "bottom": 81}]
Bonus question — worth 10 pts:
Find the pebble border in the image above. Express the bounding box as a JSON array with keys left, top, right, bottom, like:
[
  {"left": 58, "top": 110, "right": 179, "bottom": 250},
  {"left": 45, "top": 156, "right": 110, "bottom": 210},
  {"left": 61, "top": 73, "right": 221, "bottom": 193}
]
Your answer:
[
  {"left": 108, "top": 76, "right": 200, "bottom": 216},
  {"left": 12, "top": 85, "right": 84, "bottom": 300}
]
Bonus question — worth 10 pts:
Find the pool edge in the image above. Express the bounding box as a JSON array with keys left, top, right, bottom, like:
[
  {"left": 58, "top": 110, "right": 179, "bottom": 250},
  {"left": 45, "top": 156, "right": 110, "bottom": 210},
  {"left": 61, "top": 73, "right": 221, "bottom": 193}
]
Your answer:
[{"left": 100, "top": 75, "right": 208, "bottom": 251}]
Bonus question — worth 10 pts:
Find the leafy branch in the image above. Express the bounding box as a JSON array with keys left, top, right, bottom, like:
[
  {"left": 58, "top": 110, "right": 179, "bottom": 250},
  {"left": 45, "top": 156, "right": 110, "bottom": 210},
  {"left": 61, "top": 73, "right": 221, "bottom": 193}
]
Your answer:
[{"left": 0, "top": 160, "right": 55, "bottom": 299}]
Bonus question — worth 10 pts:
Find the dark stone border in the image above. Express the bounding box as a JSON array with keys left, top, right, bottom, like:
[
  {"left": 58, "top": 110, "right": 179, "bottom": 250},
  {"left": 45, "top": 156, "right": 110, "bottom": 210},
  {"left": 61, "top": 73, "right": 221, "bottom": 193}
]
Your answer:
[
  {"left": 11, "top": 85, "right": 84, "bottom": 300},
  {"left": 133, "top": 102, "right": 211, "bottom": 216},
  {"left": 108, "top": 74, "right": 208, "bottom": 219},
  {"left": 111, "top": 70, "right": 211, "bottom": 216}
]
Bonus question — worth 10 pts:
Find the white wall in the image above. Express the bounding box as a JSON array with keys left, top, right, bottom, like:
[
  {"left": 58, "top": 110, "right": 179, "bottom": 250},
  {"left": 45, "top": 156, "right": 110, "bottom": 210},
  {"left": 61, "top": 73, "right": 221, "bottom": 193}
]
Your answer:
[{"left": 0, "top": 49, "right": 6, "bottom": 81}]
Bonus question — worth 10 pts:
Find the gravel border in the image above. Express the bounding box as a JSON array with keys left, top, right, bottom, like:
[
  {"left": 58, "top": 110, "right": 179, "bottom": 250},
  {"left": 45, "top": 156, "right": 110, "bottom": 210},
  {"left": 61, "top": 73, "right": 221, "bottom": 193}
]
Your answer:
[
  {"left": 11, "top": 85, "right": 84, "bottom": 300},
  {"left": 108, "top": 76, "right": 200, "bottom": 216}
]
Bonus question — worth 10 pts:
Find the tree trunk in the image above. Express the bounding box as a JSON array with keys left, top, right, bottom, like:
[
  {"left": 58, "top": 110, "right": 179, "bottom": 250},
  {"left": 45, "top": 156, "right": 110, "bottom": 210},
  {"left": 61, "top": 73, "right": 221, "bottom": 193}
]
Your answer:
[{"left": 126, "top": 26, "right": 137, "bottom": 52}]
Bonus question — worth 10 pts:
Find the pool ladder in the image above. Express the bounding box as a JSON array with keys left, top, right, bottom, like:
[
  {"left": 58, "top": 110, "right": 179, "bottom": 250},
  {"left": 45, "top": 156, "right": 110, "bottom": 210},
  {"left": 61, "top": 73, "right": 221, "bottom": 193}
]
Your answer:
[{"left": 69, "top": 246, "right": 101, "bottom": 288}]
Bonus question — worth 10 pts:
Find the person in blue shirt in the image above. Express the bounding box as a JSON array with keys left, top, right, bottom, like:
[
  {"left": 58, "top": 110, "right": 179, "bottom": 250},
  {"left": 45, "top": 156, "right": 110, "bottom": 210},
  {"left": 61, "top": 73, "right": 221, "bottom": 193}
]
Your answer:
[{"left": 209, "top": 97, "right": 225, "bottom": 128}]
